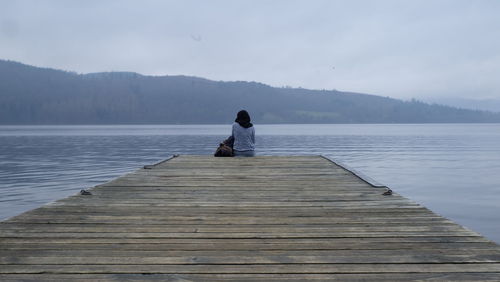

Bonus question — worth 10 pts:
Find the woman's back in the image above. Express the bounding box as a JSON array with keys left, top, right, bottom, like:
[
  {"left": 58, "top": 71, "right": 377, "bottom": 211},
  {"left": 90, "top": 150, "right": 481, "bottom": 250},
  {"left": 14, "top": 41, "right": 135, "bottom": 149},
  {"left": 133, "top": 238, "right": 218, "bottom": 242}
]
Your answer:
[
  {"left": 232, "top": 122, "right": 255, "bottom": 152},
  {"left": 232, "top": 110, "right": 255, "bottom": 157}
]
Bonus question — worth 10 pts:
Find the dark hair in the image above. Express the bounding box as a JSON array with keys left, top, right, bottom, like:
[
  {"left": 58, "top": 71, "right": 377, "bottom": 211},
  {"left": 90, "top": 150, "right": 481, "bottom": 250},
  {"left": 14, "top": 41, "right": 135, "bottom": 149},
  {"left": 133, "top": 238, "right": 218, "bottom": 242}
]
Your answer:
[{"left": 235, "top": 110, "right": 253, "bottom": 128}]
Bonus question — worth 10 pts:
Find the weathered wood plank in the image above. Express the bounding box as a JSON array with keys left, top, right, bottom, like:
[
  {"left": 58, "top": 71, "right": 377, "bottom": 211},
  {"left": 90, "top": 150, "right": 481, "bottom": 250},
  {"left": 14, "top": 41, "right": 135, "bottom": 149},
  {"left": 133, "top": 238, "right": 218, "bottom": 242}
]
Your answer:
[
  {"left": 0, "top": 224, "right": 464, "bottom": 233},
  {"left": 2, "top": 263, "right": 500, "bottom": 274},
  {"left": 2, "top": 253, "right": 500, "bottom": 264},
  {"left": 3, "top": 242, "right": 498, "bottom": 251},
  {"left": 2, "top": 235, "right": 490, "bottom": 242},
  {"left": 2, "top": 273, "right": 500, "bottom": 281}
]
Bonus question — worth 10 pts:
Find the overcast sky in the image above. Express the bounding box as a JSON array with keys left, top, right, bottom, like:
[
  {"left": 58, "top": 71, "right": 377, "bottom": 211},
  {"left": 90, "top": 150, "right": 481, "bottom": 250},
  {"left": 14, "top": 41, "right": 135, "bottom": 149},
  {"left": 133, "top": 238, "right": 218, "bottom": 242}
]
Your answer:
[{"left": 1, "top": 0, "right": 499, "bottom": 100}]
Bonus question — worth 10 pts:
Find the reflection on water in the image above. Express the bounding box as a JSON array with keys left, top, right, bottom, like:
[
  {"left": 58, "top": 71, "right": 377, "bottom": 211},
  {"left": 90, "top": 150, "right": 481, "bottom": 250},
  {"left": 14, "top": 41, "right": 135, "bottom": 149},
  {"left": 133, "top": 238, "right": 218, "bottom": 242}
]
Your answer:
[{"left": 1, "top": 124, "right": 500, "bottom": 243}]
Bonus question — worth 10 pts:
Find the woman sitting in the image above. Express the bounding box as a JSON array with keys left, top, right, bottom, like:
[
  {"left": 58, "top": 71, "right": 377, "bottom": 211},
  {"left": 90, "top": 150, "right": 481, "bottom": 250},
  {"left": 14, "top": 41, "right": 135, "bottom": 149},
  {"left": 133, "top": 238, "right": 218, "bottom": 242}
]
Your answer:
[{"left": 231, "top": 110, "right": 255, "bottom": 157}]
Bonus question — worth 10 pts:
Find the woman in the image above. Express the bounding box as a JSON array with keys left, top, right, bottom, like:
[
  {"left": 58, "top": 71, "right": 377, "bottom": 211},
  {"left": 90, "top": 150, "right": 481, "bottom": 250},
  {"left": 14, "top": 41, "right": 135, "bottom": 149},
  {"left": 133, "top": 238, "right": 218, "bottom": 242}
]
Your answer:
[{"left": 231, "top": 110, "right": 255, "bottom": 157}]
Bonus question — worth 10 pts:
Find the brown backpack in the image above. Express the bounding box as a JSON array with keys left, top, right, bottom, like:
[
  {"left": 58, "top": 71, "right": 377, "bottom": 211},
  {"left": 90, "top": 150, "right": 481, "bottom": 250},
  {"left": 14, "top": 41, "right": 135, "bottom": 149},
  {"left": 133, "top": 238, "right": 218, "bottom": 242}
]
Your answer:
[
  {"left": 214, "top": 143, "right": 233, "bottom": 157},
  {"left": 214, "top": 136, "right": 234, "bottom": 157}
]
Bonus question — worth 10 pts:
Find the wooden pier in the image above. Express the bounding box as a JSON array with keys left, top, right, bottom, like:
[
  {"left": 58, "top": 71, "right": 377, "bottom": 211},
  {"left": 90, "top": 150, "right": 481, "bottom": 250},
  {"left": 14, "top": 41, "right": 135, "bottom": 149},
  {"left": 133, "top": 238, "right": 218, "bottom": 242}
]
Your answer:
[{"left": 1, "top": 155, "right": 500, "bottom": 281}]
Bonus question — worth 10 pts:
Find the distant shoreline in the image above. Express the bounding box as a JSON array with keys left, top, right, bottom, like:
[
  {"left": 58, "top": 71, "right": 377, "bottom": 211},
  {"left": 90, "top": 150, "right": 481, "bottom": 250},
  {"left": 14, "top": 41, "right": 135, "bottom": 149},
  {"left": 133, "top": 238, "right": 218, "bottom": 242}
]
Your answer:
[{"left": 2, "top": 59, "right": 500, "bottom": 124}]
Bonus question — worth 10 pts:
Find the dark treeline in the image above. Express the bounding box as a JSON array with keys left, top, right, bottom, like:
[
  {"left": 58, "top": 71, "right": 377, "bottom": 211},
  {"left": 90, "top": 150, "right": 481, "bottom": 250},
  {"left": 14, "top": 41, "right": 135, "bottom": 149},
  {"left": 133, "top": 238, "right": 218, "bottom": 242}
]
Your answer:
[{"left": 1, "top": 59, "right": 500, "bottom": 124}]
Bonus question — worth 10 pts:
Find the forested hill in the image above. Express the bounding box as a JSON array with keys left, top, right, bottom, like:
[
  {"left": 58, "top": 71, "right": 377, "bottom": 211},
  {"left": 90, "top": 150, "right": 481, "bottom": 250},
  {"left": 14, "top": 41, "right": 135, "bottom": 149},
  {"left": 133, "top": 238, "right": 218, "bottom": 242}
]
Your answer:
[{"left": 1, "top": 59, "right": 499, "bottom": 124}]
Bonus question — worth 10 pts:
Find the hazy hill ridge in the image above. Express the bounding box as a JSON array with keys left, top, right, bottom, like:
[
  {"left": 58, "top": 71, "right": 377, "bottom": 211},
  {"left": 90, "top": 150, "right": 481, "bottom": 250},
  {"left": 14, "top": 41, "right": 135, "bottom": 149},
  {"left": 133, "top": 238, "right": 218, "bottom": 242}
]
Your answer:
[{"left": 1, "top": 59, "right": 499, "bottom": 124}]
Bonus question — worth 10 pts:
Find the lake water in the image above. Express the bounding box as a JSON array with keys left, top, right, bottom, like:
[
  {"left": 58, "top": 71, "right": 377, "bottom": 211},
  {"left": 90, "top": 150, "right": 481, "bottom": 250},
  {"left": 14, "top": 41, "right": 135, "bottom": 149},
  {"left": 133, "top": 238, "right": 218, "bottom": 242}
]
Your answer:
[{"left": 1, "top": 124, "right": 500, "bottom": 243}]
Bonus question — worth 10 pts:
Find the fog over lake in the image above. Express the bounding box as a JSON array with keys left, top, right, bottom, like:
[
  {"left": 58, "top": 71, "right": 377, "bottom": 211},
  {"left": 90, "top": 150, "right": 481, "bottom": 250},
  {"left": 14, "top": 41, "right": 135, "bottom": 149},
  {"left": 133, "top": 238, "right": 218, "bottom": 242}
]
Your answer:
[{"left": 1, "top": 124, "right": 499, "bottom": 243}]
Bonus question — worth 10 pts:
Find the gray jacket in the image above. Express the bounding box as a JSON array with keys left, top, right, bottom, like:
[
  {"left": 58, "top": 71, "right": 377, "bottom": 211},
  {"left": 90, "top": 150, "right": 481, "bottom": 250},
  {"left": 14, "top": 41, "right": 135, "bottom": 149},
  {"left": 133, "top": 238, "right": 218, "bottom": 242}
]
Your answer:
[{"left": 232, "top": 122, "right": 255, "bottom": 151}]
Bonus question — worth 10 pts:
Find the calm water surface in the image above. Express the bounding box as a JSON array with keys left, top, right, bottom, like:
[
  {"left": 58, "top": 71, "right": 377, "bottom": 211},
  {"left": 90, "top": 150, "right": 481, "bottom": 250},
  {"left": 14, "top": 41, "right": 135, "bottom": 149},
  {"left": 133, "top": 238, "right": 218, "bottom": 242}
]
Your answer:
[{"left": 1, "top": 124, "right": 500, "bottom": 243}]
